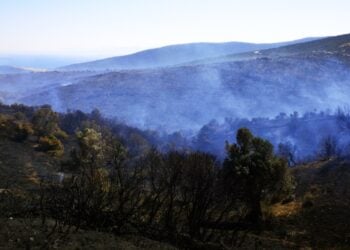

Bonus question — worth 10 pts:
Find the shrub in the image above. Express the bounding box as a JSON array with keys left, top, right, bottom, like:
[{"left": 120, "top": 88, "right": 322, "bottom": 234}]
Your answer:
[
  {"left": 11, "top": 121, "right": 34, "bottom": 142},
  {"left": 0, "top": 116, "right": 33, "bottom": 142},
  {"left": 38, "top": 135, "right": 64, "bottom": 157}
]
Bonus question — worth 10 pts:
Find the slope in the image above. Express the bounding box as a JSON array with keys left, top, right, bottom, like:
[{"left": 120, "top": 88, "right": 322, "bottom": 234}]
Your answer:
[
  {"left": 190, "top": 33, "right": 350, "bottom": 65},
  {"left": 59, "top": 38, "right": 319, "bottom": 71},
  {"left": 7, "top": 33, "right": 350, "bottom": 131}
]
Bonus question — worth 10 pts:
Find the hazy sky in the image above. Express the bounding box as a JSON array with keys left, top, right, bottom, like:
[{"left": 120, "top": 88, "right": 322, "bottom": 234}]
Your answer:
[{"left": 0, "top": 0, "right": 349, "bottom": 56}]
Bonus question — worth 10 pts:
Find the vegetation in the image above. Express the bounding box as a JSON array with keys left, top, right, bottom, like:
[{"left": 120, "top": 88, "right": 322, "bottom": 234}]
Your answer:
[
  {"left": 223, "top": 128, "right": 293, "bottom": 224},
  {"left": 195, "top": 108, "right": 350, "bottom": 161},
  {"left": 0, "top": 103, "right": 349, "bottom": 249}
]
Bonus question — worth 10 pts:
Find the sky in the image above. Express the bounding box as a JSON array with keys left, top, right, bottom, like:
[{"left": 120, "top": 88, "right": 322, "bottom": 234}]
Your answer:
[{"left": 0, "top": 0, "right": 349, "bottom": 56}]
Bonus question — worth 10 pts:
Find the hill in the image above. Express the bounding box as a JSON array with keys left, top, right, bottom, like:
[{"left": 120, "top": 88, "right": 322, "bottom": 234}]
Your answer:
[
  {"left": 189, "top": 33, "right": 350, "bottom": 65},
  {"left": 0, "top": 34, "right": 349, "bottom": 131},
  {"left": 13, "top": 34, "right": 350, "bottom": 131},
  {"left": 0, "top": 71, "right": 100, "bottom": 104},
  {"left": 59, "top": 38, "right": 319, "bottom": 71}
]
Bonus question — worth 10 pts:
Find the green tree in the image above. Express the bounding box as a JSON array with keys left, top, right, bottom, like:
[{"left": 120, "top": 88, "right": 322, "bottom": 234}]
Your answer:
[
  {"left": 75, "top": 128, "right": 105, "bottom": 170},
  {"left": 32, "top": 106, "right": 60, "bottom": 137},
  {"left": 223, "top": 128, "right": 292, "bottom": 224},
  {"left": 32, "top": 106, "right": 67, "bottom": 156}
]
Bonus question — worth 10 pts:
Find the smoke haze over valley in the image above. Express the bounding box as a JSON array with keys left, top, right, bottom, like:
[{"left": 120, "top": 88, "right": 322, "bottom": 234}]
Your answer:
[
  {"left": 1, "top": 35, "right": 349, "bottom": 130},
  {"left": 0, "top": 34, "right": 350, "bottom": 160}
]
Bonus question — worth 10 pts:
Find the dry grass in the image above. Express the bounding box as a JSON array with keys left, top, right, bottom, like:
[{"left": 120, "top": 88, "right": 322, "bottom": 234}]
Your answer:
[
  {"left": 268, "top": 159, "right": 350, "bottom": 248},
  {"left": 0, "top": 138, "right": 59, "bottom": 189},
  {"left": 269, "top": 201, "right": 302, "bottom": 218}
]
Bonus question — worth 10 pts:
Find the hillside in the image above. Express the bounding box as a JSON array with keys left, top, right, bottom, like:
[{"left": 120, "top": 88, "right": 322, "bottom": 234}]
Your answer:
[
  {"left": 262, "top": 33, "right": 350, "bottom": 58},
  {"left": 0, "top": 104, "right": 349, "bottom": 249},
  {"left": 59, "top": 38, "right": 319, "bottom": 71},
  {"left": 16, "top": 34, "right": 350, "bottom": 131},
  {"left": 277, "top": 159, "right": 350, "bottom": 247},
  {"left": 0, "top": 71, "right": 100, "bottom": 104},
  {"left": 0, "top": 34, "right": 349, "bottom": 131},
  {"left": 190, "top": 33, "right": 350, "bottom": 65}
]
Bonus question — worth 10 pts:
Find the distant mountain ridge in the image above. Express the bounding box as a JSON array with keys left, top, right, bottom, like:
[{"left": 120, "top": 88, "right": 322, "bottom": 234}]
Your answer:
[
  {"left": 188, "top": 34, "right": 350, "bottom": 65},
  {"left": 59, "top": 37, "right": 320, "bottom": 71}
]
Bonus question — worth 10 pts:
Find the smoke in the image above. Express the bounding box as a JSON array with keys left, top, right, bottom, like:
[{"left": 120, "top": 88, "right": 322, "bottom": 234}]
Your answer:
[
  {"left": 193, "top": 108, "right": 350, "bottom": 161},
  {"left": 3, "top": 55, "right": 347, "bottom": 135},
  {"left": 1, "top": 45, "right": 350, "bottom": 162}
]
